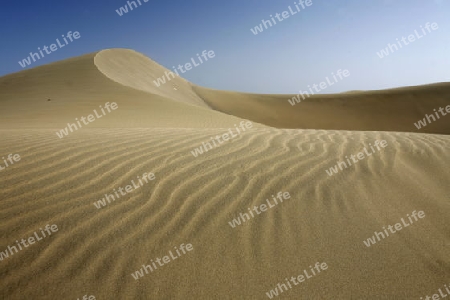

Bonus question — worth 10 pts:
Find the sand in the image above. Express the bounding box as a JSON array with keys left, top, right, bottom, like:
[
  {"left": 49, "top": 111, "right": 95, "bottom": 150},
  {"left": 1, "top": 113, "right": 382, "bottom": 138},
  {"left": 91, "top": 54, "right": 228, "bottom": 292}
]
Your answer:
[{"left": 0, "top": 48, "right": 449, "bottom": 299}]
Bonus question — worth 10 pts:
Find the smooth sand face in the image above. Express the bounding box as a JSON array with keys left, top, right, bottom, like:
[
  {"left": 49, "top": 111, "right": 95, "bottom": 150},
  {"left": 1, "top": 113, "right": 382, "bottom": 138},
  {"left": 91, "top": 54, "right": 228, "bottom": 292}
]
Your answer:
[
  {"left": 0, "top": 49, "right": 449, "bottom": 299},
  {"left": 94, "top": 49, "right": 210, "bottom": 108}
]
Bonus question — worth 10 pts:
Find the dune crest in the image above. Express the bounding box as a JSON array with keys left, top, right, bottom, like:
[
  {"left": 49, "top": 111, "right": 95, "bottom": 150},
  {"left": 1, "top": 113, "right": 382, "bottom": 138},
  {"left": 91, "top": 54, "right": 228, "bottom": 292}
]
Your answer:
[{"left": 94, "top": 49, "right": 209, "bottom": 108}]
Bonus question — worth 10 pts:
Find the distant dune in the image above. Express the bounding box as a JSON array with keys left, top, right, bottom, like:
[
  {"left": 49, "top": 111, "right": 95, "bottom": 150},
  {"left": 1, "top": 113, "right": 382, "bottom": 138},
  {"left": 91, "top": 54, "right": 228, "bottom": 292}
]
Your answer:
[
  {"left": 340, "top": 90, "right": 365, "bottom": 93},
  {"left": 194, "top": 83, "right": 450, "bottom": 134},
  {"left": 0, "top": 49, "right": 449, "bottom": 299}
]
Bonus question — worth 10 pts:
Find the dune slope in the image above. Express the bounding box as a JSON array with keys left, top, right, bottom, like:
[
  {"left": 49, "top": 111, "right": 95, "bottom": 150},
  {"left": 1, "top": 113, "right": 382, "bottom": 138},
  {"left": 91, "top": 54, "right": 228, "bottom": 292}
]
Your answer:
[
  {"left": 193, "top": 84, "right": 450, "bottom": 134},
  {"left": 0, "top": 49, "right": 258, "bottom": 129}
]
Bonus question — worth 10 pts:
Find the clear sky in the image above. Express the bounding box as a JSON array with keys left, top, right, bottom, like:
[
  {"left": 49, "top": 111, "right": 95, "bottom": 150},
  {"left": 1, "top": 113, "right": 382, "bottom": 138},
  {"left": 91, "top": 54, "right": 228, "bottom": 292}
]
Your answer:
[{"left": 1, "top": 0, "right": 449, "bottom": 94}]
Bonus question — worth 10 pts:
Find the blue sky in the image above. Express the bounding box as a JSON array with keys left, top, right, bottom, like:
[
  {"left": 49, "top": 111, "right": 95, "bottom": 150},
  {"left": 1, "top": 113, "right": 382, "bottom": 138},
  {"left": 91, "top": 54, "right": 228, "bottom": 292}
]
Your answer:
[{"left": 1, "top": 0, "right": 449, "bottom": 93}]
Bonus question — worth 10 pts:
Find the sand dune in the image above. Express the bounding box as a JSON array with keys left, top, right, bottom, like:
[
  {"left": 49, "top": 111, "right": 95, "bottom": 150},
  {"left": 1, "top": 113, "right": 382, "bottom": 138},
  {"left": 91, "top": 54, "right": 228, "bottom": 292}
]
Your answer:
[
  {"left": 0, "top": 49, "right": 449, "bottom": 299},
  {"left": 0, "top": 49, "right": 254, "bottom": 129},
  {"left": 1, "top": 48, "right": 449, "bottom": 133},
  {"left": 194, "top": 83, "right": 450, "bottom": 134}
]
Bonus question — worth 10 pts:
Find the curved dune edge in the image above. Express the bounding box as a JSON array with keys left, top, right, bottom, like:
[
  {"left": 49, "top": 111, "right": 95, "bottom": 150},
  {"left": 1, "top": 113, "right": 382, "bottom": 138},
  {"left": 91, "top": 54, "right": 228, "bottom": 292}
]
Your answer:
[
  {"left": 0, "top": 129, "right": 449, "bottom": 299},
  {"left": 94, "top": 48, "right": 210, "bottom": 108}
]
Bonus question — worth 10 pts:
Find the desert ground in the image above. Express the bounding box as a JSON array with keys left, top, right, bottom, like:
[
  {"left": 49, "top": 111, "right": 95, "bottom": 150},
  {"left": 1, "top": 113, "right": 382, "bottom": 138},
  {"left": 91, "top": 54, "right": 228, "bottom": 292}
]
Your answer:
[{"left": 0, "top": 48, "right": 449, "bottom": 299}]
